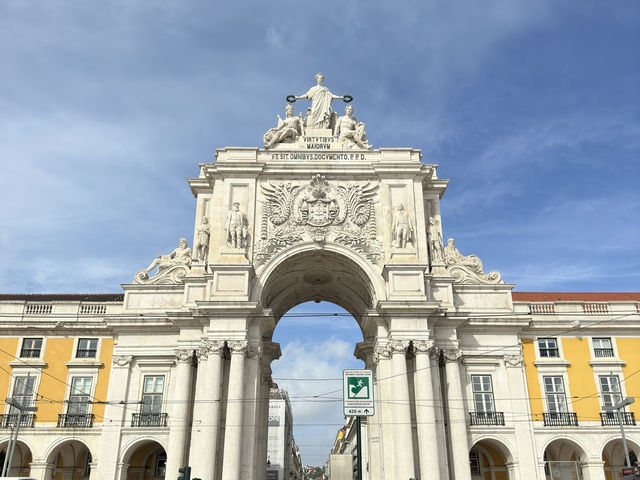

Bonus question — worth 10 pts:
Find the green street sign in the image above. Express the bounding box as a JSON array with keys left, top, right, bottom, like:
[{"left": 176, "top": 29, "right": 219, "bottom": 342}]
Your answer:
[{"left": 343, "top": 369, "right": 374, "bottom": 416}]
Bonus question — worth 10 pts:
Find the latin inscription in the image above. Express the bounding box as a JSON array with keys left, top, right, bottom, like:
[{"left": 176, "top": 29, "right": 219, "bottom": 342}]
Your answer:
[{"left": 270, "top": 152, "right": 367, "bottom": 161}]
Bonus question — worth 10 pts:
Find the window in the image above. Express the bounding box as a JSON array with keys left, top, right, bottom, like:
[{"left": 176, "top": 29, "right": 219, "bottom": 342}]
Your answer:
[
  {"left": 20, "top": 338, "right": 42, "bottom": 358},
  {"left": 544, "top": 376, "right": 567, "bottom": 412},
  {"left": 599, "top": 375, "right": 622, "bottom": 409},
  {"left": 471, "top": 375, "right": 495, "bottom": 412},
  {"left": 538, "top": 338, "right": 559, "bottom": 358},
  {"left": 9, "top": 376, "right": 36, "bottom": 413},
  {"left": 76, "top": 338, "right": 98, "bottom": 358},
  {"left": 68, "top": 377, "right": 92, "bottom": 415},
  {"left": 141, "top": 376, "right": 164, "bottom": 414},
  {"left": 469, "top": 450, "right": 480, "bottom": 475},
  {"left": 593, "top": 338, "right": 614, "bottom": 358},
  {"left": 154, "top": 449, "right": 167, "bottom": 476}
]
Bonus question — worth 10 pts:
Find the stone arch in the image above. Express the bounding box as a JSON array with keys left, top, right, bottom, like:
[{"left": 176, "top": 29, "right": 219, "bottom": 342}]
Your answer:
[
  {"left": 542, "top": 437, "right": 589, "bottom": 480},
  {"left": 256, "top": 244, "right": 384, "bottom": 332},
  {"left": 0, "top": 439, "right": 32, "bottom": 477},
  {"left": 44, "top": 438, "right": 93, "bottom": 480},
  {"left": 602, "top": 437, "right": 640, "bottom": 480},
  {"left": 470, "top": 437, "right": 514, "bottom": 480},
  {"left": 121, "top": 438, "right": 167, "bottom": 480}
]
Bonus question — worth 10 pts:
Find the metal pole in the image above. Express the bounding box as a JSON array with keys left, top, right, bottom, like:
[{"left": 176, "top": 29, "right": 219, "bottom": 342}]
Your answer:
[
  {"left": 5, "top": 408, "right": 22, "bottom": 476},
  {"left": 356, "top": 416, "right": 362, "bottom": 480},
  {"left": 618, "top": 408, "right": 632, "bottom": 468}
]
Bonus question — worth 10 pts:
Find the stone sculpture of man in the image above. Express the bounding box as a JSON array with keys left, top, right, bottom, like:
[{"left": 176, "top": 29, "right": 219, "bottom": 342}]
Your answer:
[
  {"left": 142, "top": 238, "right": 192, "bottom": 277},
  {"left": 263, "top": 103, "right": 304, "bottom": 148},
  {"left": 294, "top": 73, "right": 345, "bottom": 129},
  {"left": 225, "top": 202, "right": 247, "bottom": 248},
  {"left": 427, "top": 218, "right": 444, "bottom": 263},
  {"left": 392, "top": 203, "right": 413, "bottom": 249},
  {"left": 334, "top": 105, "right": 371, "bottom": 149},
  {"left": 443, "top": 238, "right": 484, "bottom": 274},
  {"left": 194, "top": 216, "right": 211, "bottom": 263}
]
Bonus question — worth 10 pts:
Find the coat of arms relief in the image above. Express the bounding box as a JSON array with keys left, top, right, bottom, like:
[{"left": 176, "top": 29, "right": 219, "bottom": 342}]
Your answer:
[{"left": 255, "top": 174, "right": 381, "bottom": 266}]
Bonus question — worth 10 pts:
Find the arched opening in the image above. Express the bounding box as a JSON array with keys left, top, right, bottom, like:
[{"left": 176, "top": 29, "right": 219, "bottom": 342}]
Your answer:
[
  {"left": 543, "top": 438, "right": 588, "bottom": 480},
  {"left": 123, "top": 440, "right": 166, "bottom": 480},
  {"left": 45, "top": 439, "right": 92, "bottom": 480},
  {"left": 0, "top": 439, "right": 32, "bottom": 477},
  {"left": 602, "top": 438, "right": 640, "bottom": 480},
  {"left": 469, "top": 439, "right": 512, "bottom": 479},
  {"left": 259, "top": 248, "right": 379, "bottom": 478}
]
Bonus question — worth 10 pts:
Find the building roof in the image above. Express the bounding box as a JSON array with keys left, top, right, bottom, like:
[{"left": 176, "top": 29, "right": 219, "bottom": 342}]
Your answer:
[
  {"left": 512, "top": 292, "right": 640, "bottom": 302},
  {"left": 0, "top": 293, "right": 124, "bottom": 302}
]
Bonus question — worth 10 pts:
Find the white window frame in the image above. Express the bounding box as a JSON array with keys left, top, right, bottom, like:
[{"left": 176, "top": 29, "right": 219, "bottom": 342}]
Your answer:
[
  {"left": 537, "top": 337, "right": 561, "bottom": 359},
  {"left": 67, "top": 376, "right": 93, "bottom": 415},
  {"left": 140, "top": 375, "right": 165, "bottom": 414},
  {"left": 470, "top": 374, "right": 496, "bottom": 413},
  {"left": 588, "top": 336, "right": 620, "bottom": 361},
  {"left": 75, "top": 338, "right": 100, "bottom": 359},
  {"left": 4, "top": 371, "right": 41, "bottom": 415},
  {"left": 543, "top": 375, "right": 568, "bottom": 413},
  {"left": 62, "top": 370, "right": 98, "bottom": 416},
  {"left": 18, "top": 337, "right": 45, "bottom": 359},
  {"left": 7, "top": 375, "right": 37, "bottom": 414}
]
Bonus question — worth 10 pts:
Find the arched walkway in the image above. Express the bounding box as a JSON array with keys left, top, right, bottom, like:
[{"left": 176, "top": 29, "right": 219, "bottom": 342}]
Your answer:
[
  {"left": 469, "top": 438, "right": 512, "bottom": 480},
  {"left": 602, "top": 438, "right": 640, "bottom": 480},
  {"left": 543, "top": 438, "right": 588, "bottom": 480},
  {"left": 0, "top": 439, "right": 32, "bottom": 477},
  {"left": 123, "top": 440, "right": 166, "bottom": 480},
  {"left": 45, "top": 439, "right": 92, "bottom": 480}
]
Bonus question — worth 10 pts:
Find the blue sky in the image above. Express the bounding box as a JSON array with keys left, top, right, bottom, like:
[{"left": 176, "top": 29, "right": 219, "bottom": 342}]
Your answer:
[{"left": 1, "top": 0, "right": 639, "bottom": 467}]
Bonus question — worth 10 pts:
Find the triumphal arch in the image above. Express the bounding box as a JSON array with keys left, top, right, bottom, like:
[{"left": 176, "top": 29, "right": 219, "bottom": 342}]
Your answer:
[{"left": 101, "top": 74, "right": 516, "bottom": 480}]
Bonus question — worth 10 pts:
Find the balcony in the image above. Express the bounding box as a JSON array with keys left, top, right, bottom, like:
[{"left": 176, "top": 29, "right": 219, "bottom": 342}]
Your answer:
[
  {"left": 469, "top": 411, "right": 505, "bottom": 426},
  {"left": 543, "top": 412, "right": 578, "bottom": 426},
  {"left": 594, "top": 348, "right": 614, "bottom": 358},
  {"left": 600, "top": 411, "right": 636, "bottom": 426},
  {"left": 57, "top": 413, "right": 94, "bottom": 428},
  {"left": 131, "top": 412, "right": 168, "bottom": 427},
  {"left": 0, "top": 414, "right": 35, "bottom": 428}
]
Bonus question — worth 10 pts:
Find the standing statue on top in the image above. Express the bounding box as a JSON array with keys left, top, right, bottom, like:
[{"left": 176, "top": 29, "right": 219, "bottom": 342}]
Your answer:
[
  {"left": 392, "top": 203, "right": 414, "bottom": 249},
  {"left": 194, "top": 216, "right": 211, "bottom": 263},
  {"left": 225, "top": 202, "right": 248, "bottom": 249},
  {"left": 293, "top": 73, "right": 349, "bottom": 130}
]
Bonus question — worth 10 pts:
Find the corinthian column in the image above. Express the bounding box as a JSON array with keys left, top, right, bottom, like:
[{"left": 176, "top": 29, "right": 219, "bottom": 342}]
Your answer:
[
  {"left": 444, "top": 348, "right": 472, "bottom": 480},
  {"left": 165, "top": 349, "right": 195, "bottom": 479},
  {"left": 373, "top": 342, "right": 394, "bottom": 477},
  {"left": 221, "top": 340, "right": 248, "bottom": 480},
  {"left": 413, "top": 340, "right": 441, "bottom": 480},
  {"left": 189, "top": 340, "right": 225, "bottom": 480},
  {"left": 241, "top": 340, "right": 263, "bottom": 480},
  {"left": 390, "top": 339, "right": 416, "bottom": 479}
]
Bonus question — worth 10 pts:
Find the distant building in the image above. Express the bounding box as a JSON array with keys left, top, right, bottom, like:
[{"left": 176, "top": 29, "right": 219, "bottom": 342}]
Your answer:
[
  {"left": 326, "top": 417, "right": 369, "bottom": 480},
  {"left": 267, "top": 384, "right": 302, "bottom": 480}
]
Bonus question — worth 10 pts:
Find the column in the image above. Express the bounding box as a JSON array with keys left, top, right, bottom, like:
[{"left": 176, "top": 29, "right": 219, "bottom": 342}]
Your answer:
[
  {"left": 26, "top": 461, "right": 53, "bottom": 480},
  {"left": 94, "top": 355, "right": 133, "bottom": 480},
  {"left": 254, "top": 341, "right": 281, "bottom": 480},
  {"left": 164, "top": 349, "right": 195, "bottom": 479},
  {"left": 444, "top": 348, "right": 472, "bottom": 480},
  {"left": 188, "top": 340, "right": 225, "bottom": 480},
  {"left": 390, "top": 339, "right": 416, "bottom": 479},
  {"left": 373, "top": 342, "right": 395, "bottom": 477},
  {"left": 582, "top": 460, "right": 606, "bottom": 480},
  {"left": 356, "top": 341, "right": 382, "bottom": 480},
  {"left": 503, "top": 353, "right": 537, "bottom": 479},
  {"left": 413, "top": 340, "right": 441, "bottom": 480},
  {"left": 241, "top": 340, "right": 263, "bottom": 480},
  {"left": 221, "top": 340, "right": 248, "bottom": 480}
]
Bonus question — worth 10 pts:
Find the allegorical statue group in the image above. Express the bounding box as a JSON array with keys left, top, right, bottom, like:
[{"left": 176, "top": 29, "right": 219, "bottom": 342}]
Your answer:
[{"left": 263, "top": 73, "right": 371, "bottom": 150}]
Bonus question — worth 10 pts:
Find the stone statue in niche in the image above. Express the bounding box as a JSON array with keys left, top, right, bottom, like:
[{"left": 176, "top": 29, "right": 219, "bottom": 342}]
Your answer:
[
  {"left": 427, "top": 218, "right": 444, "bottom": 263},
  {"left": 194, "top": 216, "right": 211, "bottom": 263},
  {"left": 293, "top": 73, "right": 349, "bottom": 129},
  {"left": 334, "top": 105, "right": 371, "bottom": 150},
  {"left": 135, "top": 238, "right": 192, "bottom": 284},
  {"left": 225, "top": 202, "right": 248, "bottom": 249},
  {"left": 392, "top": 203, "right": 414, "bottom": 248},
  {"left": 263, "top": 103, "right": 304, "bottom": 149},
  {"left": 443, "top": 238, "right": 484, "bottom": 274}
]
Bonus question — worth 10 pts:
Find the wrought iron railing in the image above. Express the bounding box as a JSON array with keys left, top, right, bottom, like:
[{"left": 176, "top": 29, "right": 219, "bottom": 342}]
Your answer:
[
  {"left": 543, "top": 412, "right": 578, "bottom": 426},
  {"left": 57, "top": 413, "right": 94, "bottom": 428},
  {"left": 600, "top": 411, "right": 636, "bottom": 426},
  {"left": 131, "top": 412, "right": 168, "bottom": 427},
  {"left": 0, "top": 414, "right": 35, "bottom": 428},
  {"left": 469, "top": 411, "right": 505, "bottom": 426}
]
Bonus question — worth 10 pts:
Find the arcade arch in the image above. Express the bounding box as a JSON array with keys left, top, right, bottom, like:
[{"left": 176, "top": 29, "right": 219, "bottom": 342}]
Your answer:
[
  {"left": 469, "top": 438, "right": 513, "bottom": 480},
  {"left": 122, "top": 439, "right": 167, "bottom": 480},
  {"left": 45, "top": 438, "right": 92, "bottom": 480},
  {"left": 543, "top": 438, "right": 588, "bottom": 480},
  {"left": 0, "top": 439, "right": 32, "bottom": 477},
  {"left": 602, "top": 437, "right": 640, "bottom": 480}
]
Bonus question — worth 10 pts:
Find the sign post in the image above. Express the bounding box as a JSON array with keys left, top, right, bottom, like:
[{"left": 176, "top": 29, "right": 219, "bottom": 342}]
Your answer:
[{"left": 343, "top": 369, "right": 374, "bottom": 480}]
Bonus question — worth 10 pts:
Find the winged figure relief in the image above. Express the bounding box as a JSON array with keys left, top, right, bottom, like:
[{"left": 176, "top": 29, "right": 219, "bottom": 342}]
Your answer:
[
  {"left": 343, "top": 182, "right": 378, "bottom": 226},
  {"left": 260, "top": 182, "right": 299, "bottom": 225}
]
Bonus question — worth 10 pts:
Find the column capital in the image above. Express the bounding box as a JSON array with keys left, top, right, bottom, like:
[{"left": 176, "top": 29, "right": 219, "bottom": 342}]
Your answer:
[
  {"left": 412, "top": 339, "right": 435, "bottom": 355},
  {"left": 390, "top": 339, "right": 411, "bottom": 354},
  {"left": 112, "top": 355, "right": 132, "bottom": 367},
  {"left": 228, "top": 339, "right": 249, "bottom": 355},
  {"left": 196, "top": 339, "right": 225, "bottom": 361},
  {"left": 373, "top": 342, "right": 393, "bottom": 363},
  {"left": 442, "top": 348, "right": 462, "bottom": 362},
  {"left": 503, "top": 353, "right": 524, "bottom": 367},
  {"left": 175, "top": 348, "right": 194, "bottom": 363}
]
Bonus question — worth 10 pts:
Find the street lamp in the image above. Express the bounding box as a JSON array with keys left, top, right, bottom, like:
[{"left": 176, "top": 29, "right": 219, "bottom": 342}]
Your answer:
[{"left": 604, "top": 397, "right": 635, "bottom": 469}]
